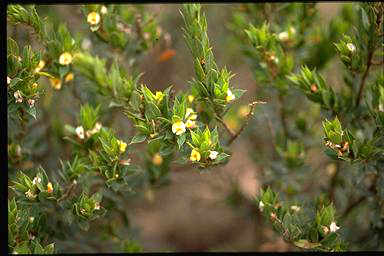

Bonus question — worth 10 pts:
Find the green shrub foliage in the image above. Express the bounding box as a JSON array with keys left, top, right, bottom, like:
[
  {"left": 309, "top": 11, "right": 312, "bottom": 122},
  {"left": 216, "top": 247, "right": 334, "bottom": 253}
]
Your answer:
[{"left": 7, "top": 3, "right": 384, "bottom": 253}]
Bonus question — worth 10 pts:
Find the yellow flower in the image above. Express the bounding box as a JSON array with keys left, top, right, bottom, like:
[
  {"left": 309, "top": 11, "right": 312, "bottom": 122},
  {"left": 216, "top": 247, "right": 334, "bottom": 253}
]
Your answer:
[
  {"left": 117, "top": 140, "right": 127, "bottom": 152},
  {"left": 31, "top": 83, "right": 38, "bottom": 89},
  {"left": 50, "top": 78, "right": 62, "bottom": 90},
  {"left": 64, "top": 72, "right": 74, "bottom": 82},
  {"left": 185, "top": 108, "right": 197, "bottom": 120},
  {"left": 188, "top": 95, "right": 194, "bottom": 103},
  {"left": 87, "top": 11, "right": 101, "bottom": 25},
  {"left": 172, "top": 121, "right": 186, "bottom": 135},
  {"left": 185, "top": 119, "right": 196, "bottom": 129},
  {"left": 190, "top": 149, "right": 201, "bottom": 162},
  {"left": 153, "top": 91, "right": 164, "bottom": 102},
  {"left": 59, "top": 52, "right": 72, "bottom": 65},
  {"left": 152, "top": 153, "right": 163, "bottom": 166},
  {"left": 47, "top": 182, "right": 53, "bottom": 193},
  {"left": 35, "top": 60, "right": 45, "bottom": 73},
  {"left": 226, "top": 89, "right": 235, "bottom": 102}
]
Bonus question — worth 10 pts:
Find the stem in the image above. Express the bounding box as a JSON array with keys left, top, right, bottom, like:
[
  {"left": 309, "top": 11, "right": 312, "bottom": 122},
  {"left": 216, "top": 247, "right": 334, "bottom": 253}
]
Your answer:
[
  {"left": 226, "top": 101, "right": 266, "bottom": 146},
  {"left": 341, "top": 196, "right": 366, "bottom": 219},
  {"left": 278, "top": 91, "right": 289, "bottom": 139},
  {"left": 356, "top": 49, "right": 374, "bottom": 107},
  {"left": 215, "top": 113, "right": 235, "bottom": 137},
  {"left": 328, "top": 161, "right": 341, "bottom": 202}
]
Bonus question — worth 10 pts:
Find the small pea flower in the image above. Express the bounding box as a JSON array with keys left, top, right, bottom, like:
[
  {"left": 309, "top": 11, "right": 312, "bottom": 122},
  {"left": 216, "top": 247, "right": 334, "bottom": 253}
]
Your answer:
[
  {"left": 190, "top": 149, "right": 201, "bottom": 162},
  {"left": 18, "top": 56, "right": 22, "bottom": 62},
  {"left": 152, "top": 153, "right": 163, "bottom": 166},
  {"left": 31, "top": 83, "right": 38, "bottom": 89},
  {"left": 259, "top": 201, "right": 264, "bottom": 211},
  {"left": 76, "top": 126, "right": 85, "bottom": 139},
  {"left": 117, "top": 140, "right": 127, "bottom": 152},
  {"left": 172, "top": 121, "right": 186, "bottom": 135},
  {"left": 330, "top": 222, "right": 340, "bottom": 232},
  {"left": 87, "top": 12, "right": 100, "bottom": 25},
  {"left": 29, "top": 217, "right": 35, "bottom": 223},
  {"left": 185, "top": 119, "right": 196, "bottom": 129},
  {"left": 59, "top": 52, "right": 72, "bottom": 65},
  {"left": 28, "top": 99, "right": 35, "bottom": 108},
  {"left": 34, "top": 60, "right": 45, "bottom": 73},
  {"left": 209, "top": 150, "right": 218, "bottom": 160},
  {"left": 226, "top": 89, "right": 235, "bottom": 103},
  {"left": 188, "top": 95, "right": 195, "bottom": 103},
  {"left": 153, "top": 91, "right": 164, "bottom": 103},
  {"left": 94, "top": 202, "right": 100, "bottom": 210},
  {"left": 50, "top": 78, "right": 62, "bottom": 90},
  {"left": 7, "top": 76, "right": 11, "bottom": 85},
  {"left": 32, "top": 176, "right": 41, "bottom": 185},
  {"left": 278, "top": 31, "right": 289, "bottom": 41},
  {"left": 100, "top": 5, "right": 108, "bottom": 15},
  {"left": 64, "top": 72, "right": 74, "bottom": 83},
  {"left": 185, "top": 108, "right": 197, "bottom": 120},
  {"left": 47, "top": 182, "right": 53, "bottom": 193},
  {"left": 14, "top": 90, "right": 23, "bottom": 103},
  {"left": 290, "top": 205, "right": 301, "bottom": 212},
  {"left": 347, "top": 43, "right": 356, "bottom": 53}
]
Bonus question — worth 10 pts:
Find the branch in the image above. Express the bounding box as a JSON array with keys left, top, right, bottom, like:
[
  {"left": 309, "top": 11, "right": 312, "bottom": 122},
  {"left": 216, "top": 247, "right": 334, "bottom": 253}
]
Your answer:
[
  {"left": 226, "top": 101, "right": 266, "bottom": 146},
  {"left": 328, "top": 161, "right": 341, "bottom": 202},
  {"left": 215, "top": 113, "right": 236, "bottom": 137},
  {"left": 356, "top": 48, "right": 374, "bottom": 107}
]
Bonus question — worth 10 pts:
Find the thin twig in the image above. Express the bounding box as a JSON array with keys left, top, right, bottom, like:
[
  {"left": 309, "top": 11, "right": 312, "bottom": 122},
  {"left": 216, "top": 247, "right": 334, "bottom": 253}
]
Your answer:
[
  {"left": 226, "top": 101, "right": 266, "bottom": 146},
  {"left": 215, "top": 113, "right": 236, "bottom": 137},
  {"left": 356, "top": 48, "right": 374, "bottom": 107},
  {"left": 328, "top": 161, "right": 341, "bottom": 202},
  {"left": 277, "top": 91, "right": 289, "bottom": 139}
]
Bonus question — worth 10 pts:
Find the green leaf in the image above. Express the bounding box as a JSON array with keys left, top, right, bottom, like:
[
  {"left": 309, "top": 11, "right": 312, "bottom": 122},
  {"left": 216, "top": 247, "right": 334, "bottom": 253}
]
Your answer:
[
  {"left": 130, "top": 133, "right": 147, "bottom": 144},
  {"left": 145, "top": 101, "right": 162, "bottom": 120},
  {"left": 25, "top": 106, "right": 37, "bottom": 119},
  {"left": 294, "top": 239, "right": 322, "bottom": 249},
  {"left": 177, "top": 133, "right": 186, "bottom": 149}
]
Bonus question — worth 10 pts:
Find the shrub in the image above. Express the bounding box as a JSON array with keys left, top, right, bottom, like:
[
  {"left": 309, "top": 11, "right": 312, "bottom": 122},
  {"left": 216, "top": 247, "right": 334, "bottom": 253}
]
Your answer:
[{"left": 7, "top": 3, "right": 384, "bottom": 253}]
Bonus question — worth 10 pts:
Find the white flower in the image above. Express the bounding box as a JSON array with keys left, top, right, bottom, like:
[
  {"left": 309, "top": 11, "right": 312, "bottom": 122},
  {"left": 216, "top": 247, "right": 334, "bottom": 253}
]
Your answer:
[
  {"left": 32, "top": 176, "right": 41, "bottom": 184},
  {"left": 82, "top": 38, "right": 92, "bottom": 50},
  {"left": 18, "top": 56, "right": 22, "bottom": 62},
  {"left": 101, "top": 5, "right": 108, "bottom": 14},
  {"left": 14, "top": 90, "right": 23, "bottom": 103},
  {"left": 209, "top": 150, "right": 218, "bottom": 160},
  {"left": 28, "top": 99, "right": 35, "bottom": 108},
  {"left": 7, "top": 76, "right": 11, "bottom": 85},
  {"left": 278, "top": 31, "right": 289, "bottom": 41},
  {"left": 259, "top": 201, "right": 265, "bottom": 211},
  {"left": 379, "top": 104, "right": 384, "bottom": 112},
  {"left": 290, "top": 205, "right": 301, "bottom": 212},
  {"left": 347, "top": 43, "right": 356, "bottom": 53},
  {"left": 94, "top": 203, "right": 100, "bottom": 210},
  {"left": 29, "top": 217, "right": 35, "bottom": 223},
  {"left": 330, "top": 221, "right": 340, "bottom": 232},
  {"left": 76, "top": 126, "right": 85, "bottom": 139}
]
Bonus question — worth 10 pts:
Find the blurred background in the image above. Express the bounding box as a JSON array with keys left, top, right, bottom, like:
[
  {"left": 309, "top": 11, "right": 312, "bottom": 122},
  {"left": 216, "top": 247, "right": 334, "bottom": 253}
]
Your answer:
[{"left": 7, "top": 3, "right": 346, "bottom": 252}]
